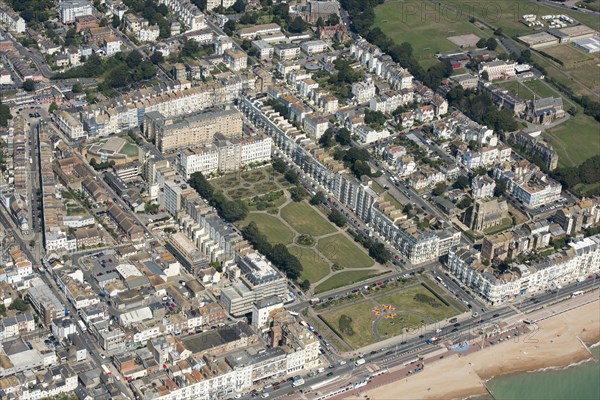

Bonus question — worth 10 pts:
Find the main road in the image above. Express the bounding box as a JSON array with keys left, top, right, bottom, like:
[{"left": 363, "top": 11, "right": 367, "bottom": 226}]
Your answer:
[{"left": 253, "top": 278, "right": 599, "bottom": 400}]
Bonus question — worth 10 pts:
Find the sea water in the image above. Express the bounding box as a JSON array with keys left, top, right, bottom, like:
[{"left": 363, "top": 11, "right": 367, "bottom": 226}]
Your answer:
[{"left": 476, "top": 345, "right": 600, "bottom": 400}]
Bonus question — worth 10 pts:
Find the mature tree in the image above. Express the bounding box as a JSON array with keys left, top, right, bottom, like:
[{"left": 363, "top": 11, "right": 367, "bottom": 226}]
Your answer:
[
  {"left": 72, "top": 82, "right": 83, "bottom": 93},
  {"left": 106, "top": 67, "right": 129, "bottom": 88},
  {"left": 231, "top": 0, "right": 246, "bottom": 13},
  {"left": 480, "top": 70, "right": 489, "bottom": 81},
  {"left": 486, "top": 37, "right": 498, "bottom": 50},
  {"left": 319, "top": 128, "right": 334, "bottom": 147},
  {"left": 456, "top": 197, "right": 472, "bottom": 209},
  {"left": 0, "top": 100, "right": 12, "bottom": 127},
  {"left": 300, "top": 279, "right": 311, "bottom": 291},
  {"left": 328, "top": 209, "right": 346, "bottom": 227},
  {"left": 189, "top": 171, "right": 214, "bottom": 200},
  {"left": 239, "top": 11, "right": 258, "bottom": 25},
  {"left": 351, "top": 160, "right": 371, "bottom": 178},
  {"left": 48, "top": 102, "right": 58, "bottom": 113},
  {"left": 432, "top": 182, "right": 447, "bottom": 196},
  {"left": 476, "top": 38, "right": 487, "bottom": 48},
  {"left": 453, "top": 175, "right": 470, "bottom": 189},
  {"left": 112, "top": 14, "right": 120, "bottom": 28},
  {"left": 23, "top": 79, "right": 35, "bottom": 92},
  {"left": 493, "top": 179, "right": 506, "bottom": 197},
  {"left": 157, "top": 3, "right": 169, "bottom": 15},
  {"left": 288, "top": 16, "right": 306, "bottom": 33},
  {"left": 272, "top": 157, "right": 287, "bottom": 174},
  {"left": 289, "top": 186, "right": 306, "bottom": 202},
  {"left": 334, "top": 128, "right": 352, "bottom": 145},
  {"left": 150, "top": 51, "right": 164, "bottom": 64},
  {"left": 579, "top": 155, "right": 600, "bottom": 184},
  {"left": 223, "top": 19, "right": 236, "bottom": 35},
  {"left": 310, "top": 191, "right": 326, "bottom": 205},
  {"left": 343, "top": 147, "right": 370, "bottom": 164},
  {"left": 284, "top": 169, "right": 299, "bottom": 184},
  {"left": 126, "top": 50, "right": 143, "bottom": 68},
  {"left": 181, "top": 40, "right": 200, "bottom": 58},
  {"left": 215, "top": 196, "right": 248, "bottom": 222},
  {"left": 273, "top": 2, "right": 289, "bottom": 18},
  {"left": 8, "top": 298, "right": 29, "bottom": 312},
  {"left": 369, "top": 241, "right": 390, "bottom": 264}
]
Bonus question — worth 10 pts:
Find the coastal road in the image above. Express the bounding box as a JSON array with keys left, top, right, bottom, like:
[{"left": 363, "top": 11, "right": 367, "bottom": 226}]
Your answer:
[{"left": 261, "top": 278, "right": 599, "bottom": 400}]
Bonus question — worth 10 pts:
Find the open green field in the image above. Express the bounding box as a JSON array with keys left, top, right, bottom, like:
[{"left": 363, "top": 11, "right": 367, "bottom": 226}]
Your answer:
[
  {"left": 241, "top": 213, "right": 295, "bottom": 244},
  {"left": 496, "top": 80, "right": 536, "bottom": 100},
  {"left": 373, "top": 0, "right": 489, "bottom": 67},
  {"left": 315, "top": 270, "right": 384, "bottom": 294},
  {"left": 320, "top": 301, "right": 378, "bottom": 348},
  {"left": 439, "top": 0, "right": 600, "bottom": 36},
  {"left": 318, "top": 234, "right": 374, "bottom": 269},
  {"left": 281, "top": 201, "right": 337, "bottom": 236},
  {"left": 544, "top": 114, "right": 600, "bottom": 168},
  {"left": 376, "top": 285, "right": 457, "bottom": 321},
  {"left": 523, "top": 79, "right": 567, "bottom": 101},
  {"left": 288, "top": 245, "right": 331, "bottom": 283},
  {"left": 370, "top": 181, "right": 385, "bottom": 195},
  {"left": 374, "top": 0, "right": 600, "bottom": 96},
  {"left": 120, "top": 143, "right": 139, "bottom": 157},
  {"left": 483, "top": 217, "right": 513, "bottom": 235},
  {"left": 572, "top": 182, "right": 600, "bottom": 197},
  {"left": 320, "top": 284, "right": 457, "bottom": 348}
]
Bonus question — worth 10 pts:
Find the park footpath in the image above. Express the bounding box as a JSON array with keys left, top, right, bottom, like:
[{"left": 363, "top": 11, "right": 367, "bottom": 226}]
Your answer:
[{"left": 339, "top": 310, "right": 471, "bottom": 358}]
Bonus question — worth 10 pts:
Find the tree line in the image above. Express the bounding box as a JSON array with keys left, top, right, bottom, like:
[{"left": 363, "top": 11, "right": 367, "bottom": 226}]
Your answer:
[
  {"left": 340, "top": 0, "right": 453, "bottom": 89},
  {"left": 54, "top": 51, "right": 157, "bottom": 94},
  {"left": 446, "top": 87, "right": 518, "bottom": 132},
  {"left": 241, "top": 221, "right": 304, "bottom": 281},
  {"left": 551, "top": 155, "right": 600, "bottom": 196},
  {"left": 188, "top": 172, "right": 249, "bottom": 223}
]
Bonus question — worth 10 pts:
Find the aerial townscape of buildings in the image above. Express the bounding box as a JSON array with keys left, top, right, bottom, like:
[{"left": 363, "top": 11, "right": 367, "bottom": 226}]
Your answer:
[{"left": 0, "top": 0, "right": 598, "bottom": 399}]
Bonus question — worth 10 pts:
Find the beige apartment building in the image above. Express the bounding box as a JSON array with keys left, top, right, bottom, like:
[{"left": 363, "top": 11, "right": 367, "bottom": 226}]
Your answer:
[{"left": 144, "top": 108, "right": 243, "bottom": 152}]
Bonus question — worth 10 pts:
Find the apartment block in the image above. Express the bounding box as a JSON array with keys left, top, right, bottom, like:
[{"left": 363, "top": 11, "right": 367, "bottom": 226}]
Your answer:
[
  {"left": 144, "top": 108, "right": 243, "bottom": 152},
  {"left": 158, "top": 0, "right": 206, "bottom": 31},
  {"left": 55, "top": 110, "right": 86, "bottom": 140},
  {"left": 224, "top": 48, "right": 248, "bottom": 71},
  {"left": 447, "top": 235, "right": 600, "bottom": 304},
  {"left": 220, "top": 253, "right": 288, "bottom": 316},
  {"left": 59, "top": 0, "right": 93, "bottom": 24}
]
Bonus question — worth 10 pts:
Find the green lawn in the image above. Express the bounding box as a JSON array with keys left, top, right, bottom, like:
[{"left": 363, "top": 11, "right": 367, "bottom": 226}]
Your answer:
[
  {"left": 439, "top": 0, "right": 600, "bottom": 37},
  {"left": 544, "top": 114, "right": 600, "bottom": 168},
  {"left": 370, "top": 181, "right": 385, "bottom": 195},
  {"left": 496, "top": 80, "right": 536, "bottom": 101},
  {"left": 523, "top": 80, "right": 569, "bottom": 103},
  {"left": 373, "top": 0, "right": 489, "bottom": 67},
  {"left": 315, "top": 270, "right": 384, "bottom": 294},
  {"left": 241, "top": 213, "right": 295, "bottom": 245},
  {"left": 319, "top": 284, "right": 457, "bottom": 349},
  {"left": 280, "top": 201, "right": 337, "bottom": 237},
  {"left": 377, "top": 314, "right": 425, "bottom": 340},
  {"left": 318, "top": 234, "right": 374, "bottom": 269},
  {"left": 320, "top": 301, "right": 379, "bottom": 349},
  {"left": 120, "top": 143, "right": 139, "bottom": 157},
  {"left": 483, "top": 217, "right": 513, "bottom": 235},
  {"left": 288, "top": 245, "right": 331, "bottom": 283},
  {"left": 572, "top": 182, "right": 600, "bottom": 197},
  {"left": 376, "top": 285, "right": 457, "bottom": 322}
]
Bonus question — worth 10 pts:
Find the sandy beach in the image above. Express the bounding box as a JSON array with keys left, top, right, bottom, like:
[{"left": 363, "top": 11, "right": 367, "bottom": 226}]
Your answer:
[{"left": 348, "top": 299, "right": 600, "bottom": 400}]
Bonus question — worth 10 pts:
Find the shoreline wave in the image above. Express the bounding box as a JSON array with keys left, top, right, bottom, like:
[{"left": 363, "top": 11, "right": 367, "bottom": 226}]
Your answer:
[{"left": 482, "top": 347, "right": 599, "bottom": 383}]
